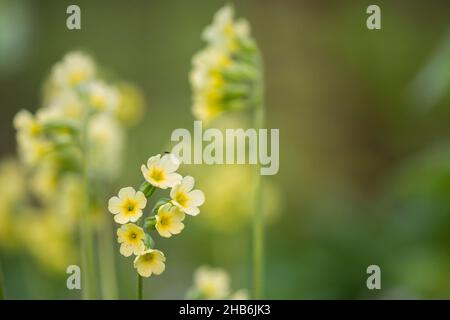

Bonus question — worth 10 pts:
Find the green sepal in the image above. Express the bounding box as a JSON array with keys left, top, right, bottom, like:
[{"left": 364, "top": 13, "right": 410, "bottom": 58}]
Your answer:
[
  {"left": 143, "top": 233, "right": 154, "bottom": 250},
  {"left": 139, "top": 181, "right": 156, "bottom": 198},
  {"left": 144, "top": 216, "right": 157, "bottom": 233}
]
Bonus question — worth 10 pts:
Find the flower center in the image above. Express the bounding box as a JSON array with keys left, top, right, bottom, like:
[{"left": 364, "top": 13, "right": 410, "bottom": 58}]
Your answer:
[
  {"left": 123, "top": 199, "right": 137, "bottom": 215},
  {"left": 130, "top": 232, "right": 137, "bottom": 240},
  {"left": 68, "top": 70, "right": 86, "bottom": 86},
  {"left": 149, "top": 167, "right": 165, "bottom": 183},
  {"left": 175, "top": 192, "right": 190, "bottom": 208}
]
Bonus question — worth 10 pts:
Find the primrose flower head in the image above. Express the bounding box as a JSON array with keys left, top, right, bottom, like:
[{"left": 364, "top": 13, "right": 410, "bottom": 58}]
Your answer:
[
  {"left": 190, "top": 5, "right": 261, "bottom": 122},
  {"left": 51, "top": 51, "right": 96, "bottom": 88},
  {"left": 170, "top": 176, "right": 205, "bottom": 216},
  {"left": 43, "top": 90, "right": 85, "bottom": 121},
  {"left": 155, "top": 203, "right": 185, "bottom": 238},
  {"left": 86, "top": 80, "right": 120, "bottom": 112},
  {"left": 133, "top": 249, "right": 166, "bottom": 278},
  {"left": 117, "top": 223, "right": 146, "bottom": 257},
  {"left": 141, "top": 153, "right": 182, "bottom": 189},
  {"left": 193, "top": 266, "right": 231, "bottom": 299},
  {"left": 202, "top": 4, "right": 251, "bottom": 51},
  {"left": 108, "top": 187, "right": 147, "bottom": 224}
]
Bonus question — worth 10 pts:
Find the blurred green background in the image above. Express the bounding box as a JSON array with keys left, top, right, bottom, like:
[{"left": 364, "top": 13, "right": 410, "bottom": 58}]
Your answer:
[{"left": 1, "top": 0, "right": 450, "bottom": 299}]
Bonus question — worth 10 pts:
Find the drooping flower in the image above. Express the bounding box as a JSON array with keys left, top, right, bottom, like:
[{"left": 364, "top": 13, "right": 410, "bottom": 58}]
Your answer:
[
  {"left": 108, "top": 187, "right": 147, "bottom": 224},
  {"left": 193, "top": 266, "right": 230, "bottom": 299},
  {"left": 155, "top": 203, "right": 185, "bottom": 238},
  {"left": 170, "top": 176, "right": 205, "bottom": 216},
  {"left": 51, "top": 51, "right": 96, "bottom": 88},
  {"left": 133, "top": 249, "right": 166, "bottom": 278},
  {"left": 117, "top": 223, "right": 146, "bottom": 257},
  {"left": 141, "top": 153, "right": 182, "bottom": 189}
]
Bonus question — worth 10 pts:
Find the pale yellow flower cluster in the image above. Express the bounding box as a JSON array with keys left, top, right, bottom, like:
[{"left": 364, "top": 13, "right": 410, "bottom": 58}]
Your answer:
[
  {"left": 187, "top": 266, "right": 248, "bottom": 300},
  {"left": 190, "top": 5, "right": 261, "bottom": 121},
  {"left": 0, "top": 158, "right": 76, "bottom": 272},
  {"left": 108, "top": 153, "right": 205, "bottom": 278},
  {"left": 6, "top": 52, "right": 146, "bottom": 272}
]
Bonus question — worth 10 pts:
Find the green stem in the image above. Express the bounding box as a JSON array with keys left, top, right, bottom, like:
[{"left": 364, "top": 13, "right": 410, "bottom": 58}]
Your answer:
[
  {"left": 137, "top": 274, "right": 143, "bottom": 300},
  {"left": 79, "top": 113, "right": 97, "bottom": 300},
  {"left": 98, "top": 207, "right": 118, "bottom": 300},
  {"left": 136, "top": 183, "right": 156, "bottom": 300},
  {"left": 252, "top": 52, "right": 265, "bottom": 300},
  {"left": 0, "top": 257, "right": 5, "bottom": 300}
]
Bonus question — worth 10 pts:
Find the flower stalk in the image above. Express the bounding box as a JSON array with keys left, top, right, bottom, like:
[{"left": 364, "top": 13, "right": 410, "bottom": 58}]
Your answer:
[
  {"left": 79, "top": 112, "right": 97, "bottom": 299},
  {"left": 252, "top": 52, "right": 265, "bottom": 300}
]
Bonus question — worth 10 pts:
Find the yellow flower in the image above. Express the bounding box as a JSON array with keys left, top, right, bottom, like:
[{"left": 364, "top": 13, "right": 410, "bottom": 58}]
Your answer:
[
  {"left": 141, "top": 153, "right": 182, "bottom": 189},
  {"left": 155, "top": 203, "right": 185, "bottom": 238},
  {"left": 133, "top": 249, "right": 166, "bottom": 278},
  {"left": 13, "top": 110, "right": 43, "bottom": 138},
  {"left": 86, "top": 80, "right": 119, "bottom": 112},
  {"left": 229, "top": 289, "right": 249, "bottom": 300},
  {"left": 17, "top": 136, "right": 53, "bottom": 167},
  {"left": 108, "top": 187, "right": 147, "bottom": 224},
  {"left": 117, "top": 223, "right": 145, "bottom": 257},
  {"left": 193, "top": 266, "right": 230, "bottom": 299},
  {"left": 87, "top": 113, "right": 124, "bottom": 178},
  {"left": 170, "top": 176, "right": 205, "bottom": 216},
  {"left": 51, "top": 51, "right": 96, "bottom": 87},
  {"left": 116, "top": 83, "right": 145, "bottom": 127},
  {"left": 202, "top": 4, "right": 250, "bottom": 51}
]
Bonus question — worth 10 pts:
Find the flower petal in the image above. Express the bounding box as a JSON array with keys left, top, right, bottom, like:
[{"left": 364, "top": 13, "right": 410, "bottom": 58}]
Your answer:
[
  {"left": 189, "top": 190, "right": 205, "bottom": 207},
  {"left": 108, "top": 196, "right": 121, "bottom": 214},
  {"left": 164, "top": 172, "right": 182, "bottom": 188},
  {"left": 118, "top": 186, "right": 135, "bottom": 199},
  {"left": 184, "top": 206, "right": 200, "bottom": 216},
  {"left": 180, "top": 176, "right": 195, "bottom": 192},
  {"left": 135, "top": 191, "right": 147, "bottom": 209},
  {"left": 146, "top": 154, "right": 161, "bottom": 168},
  {"left": 160, "top": 153, "right": 180, "bottom": 173}
]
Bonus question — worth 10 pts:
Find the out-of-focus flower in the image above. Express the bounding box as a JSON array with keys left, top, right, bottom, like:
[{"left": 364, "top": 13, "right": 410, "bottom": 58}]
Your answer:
[
  {"left": 51, "top": 51, "right": 96, "bottom": 88},
  {"left": 191, "top": 266, "right": 231, "bottom": 299},
  {"left": 202, "top": 5, "right": 250, "bottom": 51},
  {"left": 187, "top": 266, "right": 248, "bottom": 300},
  {"left": 190, "top": 4, "right": 260, "bottom": 121},
  {"left": 17, "top": 136, "right": 53, "bottom": 167},
  {"left": 155, "top": 203, "right": 185, "bottom": 238},
  {"left": 87, "top": 113, "right": 124, "bottom": 178},
  {"left": 86, "top": 80, "right": 119, "bottom": 112},
  {"left": 20, "top": 210, "right": 76, "bottom": 272},
  {"left": 13, "top": 110, "right": 43, "bottom": 139},
  {"left": 141, "top": 153, "right": 182, "bottom": 189},
  {"left": 108, "top": 187, "right": 147, "bottom": 224},
  {"left": 198, "top": 164, "right": 281, "bottom": 233},
  {"left": 116, "top": 83, "right": 145, "bottom": 127},
  {"left": 133, "top": 249, "right": 166, "bottom": 278},
  {"left": 42, "top": 90, "right": 85, "bottom": 121},
  {"left": 229, "top": 289, "right": 249, "bottom": 300},
  {"left": 170, "top": 176, "right": 205, "bottom": 216},
  {"left": 117, "top": 223, "right": 146, "bottom": 257}
]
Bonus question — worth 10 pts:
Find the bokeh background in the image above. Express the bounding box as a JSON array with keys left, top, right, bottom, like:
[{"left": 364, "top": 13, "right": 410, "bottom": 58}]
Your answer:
[{"left": 1, "top": 0, "right": 450, "bottom": 299}]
